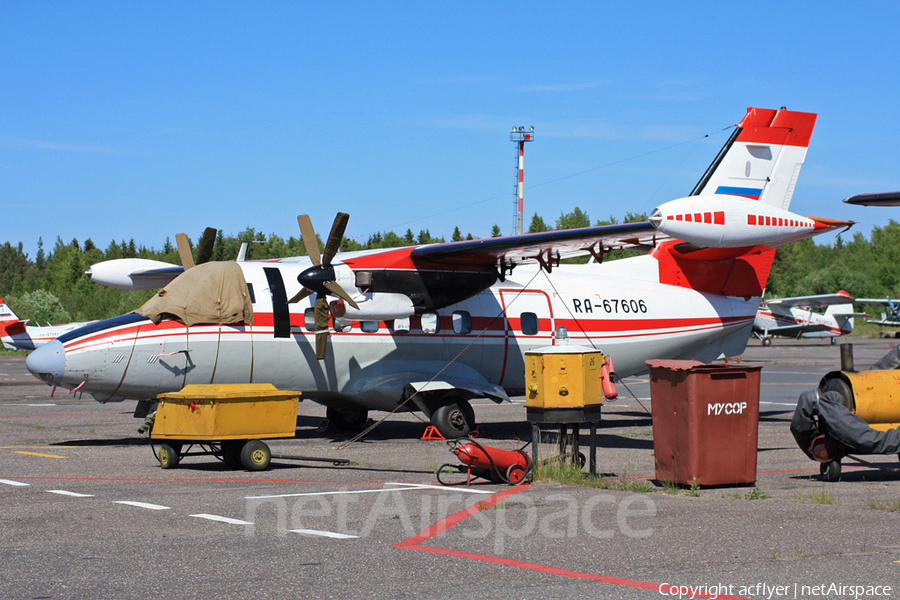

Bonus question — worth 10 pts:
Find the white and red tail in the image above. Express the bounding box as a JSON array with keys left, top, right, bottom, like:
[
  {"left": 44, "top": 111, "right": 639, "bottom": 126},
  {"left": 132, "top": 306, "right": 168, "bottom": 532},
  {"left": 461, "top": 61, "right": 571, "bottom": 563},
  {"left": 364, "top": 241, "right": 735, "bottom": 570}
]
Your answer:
[
  {"left": 0, "top": 297, "right": 27, "bottom": 345},
  {"left": 651, "top": 107, "right": 823, "bottom": 298},
  {"left": 690, "top": 107, "right": 817, "bottom": 210}
]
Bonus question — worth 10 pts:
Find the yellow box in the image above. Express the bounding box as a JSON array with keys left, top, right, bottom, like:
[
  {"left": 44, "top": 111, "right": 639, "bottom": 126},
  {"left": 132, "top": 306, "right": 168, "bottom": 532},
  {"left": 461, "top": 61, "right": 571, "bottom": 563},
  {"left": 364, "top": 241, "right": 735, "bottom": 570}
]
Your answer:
[
  {"left": 151, "top": 384, "right": 301, "bottom": 441},
  {"left": 525, "top": 346, "right": 607, "bottom": 423}
]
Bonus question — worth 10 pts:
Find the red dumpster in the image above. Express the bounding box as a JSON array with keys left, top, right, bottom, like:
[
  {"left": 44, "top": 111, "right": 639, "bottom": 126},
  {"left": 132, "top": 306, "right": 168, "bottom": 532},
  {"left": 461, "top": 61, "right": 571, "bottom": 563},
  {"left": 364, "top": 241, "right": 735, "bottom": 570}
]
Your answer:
[{"left": 646, "top": 360, "right": 762, "bottom": 486}]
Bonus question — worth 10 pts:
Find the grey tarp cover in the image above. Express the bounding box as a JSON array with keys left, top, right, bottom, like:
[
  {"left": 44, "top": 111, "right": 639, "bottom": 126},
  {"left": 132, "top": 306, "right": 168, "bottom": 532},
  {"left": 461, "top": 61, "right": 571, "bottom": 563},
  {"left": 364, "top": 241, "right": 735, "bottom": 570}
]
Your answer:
[
  {"left": 791, "top": 389, "right": 900, "bottom": 459},
  {"left": 135, "top": 261, "right": 254, "bottom": 327}
]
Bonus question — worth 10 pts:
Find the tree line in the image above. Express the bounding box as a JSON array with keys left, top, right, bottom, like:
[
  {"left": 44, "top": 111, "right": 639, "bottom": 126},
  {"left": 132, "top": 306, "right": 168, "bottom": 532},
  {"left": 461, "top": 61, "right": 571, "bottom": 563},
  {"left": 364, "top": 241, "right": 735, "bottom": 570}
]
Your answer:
[{"left": 2, "top": 207, "right": 899, "bottom": 326}]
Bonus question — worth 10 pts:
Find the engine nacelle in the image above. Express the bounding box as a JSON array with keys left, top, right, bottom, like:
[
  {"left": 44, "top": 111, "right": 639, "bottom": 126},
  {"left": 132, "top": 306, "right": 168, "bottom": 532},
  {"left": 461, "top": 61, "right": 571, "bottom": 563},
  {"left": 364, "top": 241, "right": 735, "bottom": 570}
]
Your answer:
[
  {"left": 85, "top": 258, "right": 183, "bottom": 290},
  {"left": 650, "top": 195, "right": 824, "bottom": 248},
  {"left": 332, "top": 292, "right": 415, "bottom": 322}
]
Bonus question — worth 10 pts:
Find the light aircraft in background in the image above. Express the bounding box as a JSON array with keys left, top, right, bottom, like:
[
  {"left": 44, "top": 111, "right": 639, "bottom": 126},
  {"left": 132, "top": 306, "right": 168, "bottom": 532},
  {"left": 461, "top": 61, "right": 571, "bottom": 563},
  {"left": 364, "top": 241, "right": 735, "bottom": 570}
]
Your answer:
[
  {"left": 0, "top": 298, "right": 92, "bottom": 351},
  {"left": 752, "top": 291, "right": 863, "bottom": 346},
  {"left": 853, "top": 297, "right": 900, "bottom": 336},
  {"left": 27, "top": 107, "right": 852, "bottom": 438}
]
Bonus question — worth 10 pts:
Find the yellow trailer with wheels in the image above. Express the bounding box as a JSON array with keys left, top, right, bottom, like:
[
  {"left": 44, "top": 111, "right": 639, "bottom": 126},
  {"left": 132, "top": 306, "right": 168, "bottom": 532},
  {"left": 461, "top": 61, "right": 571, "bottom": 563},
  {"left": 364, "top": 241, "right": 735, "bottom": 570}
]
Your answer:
[{"left": 150, "top": 383, "right": 301, "bottom": 471}]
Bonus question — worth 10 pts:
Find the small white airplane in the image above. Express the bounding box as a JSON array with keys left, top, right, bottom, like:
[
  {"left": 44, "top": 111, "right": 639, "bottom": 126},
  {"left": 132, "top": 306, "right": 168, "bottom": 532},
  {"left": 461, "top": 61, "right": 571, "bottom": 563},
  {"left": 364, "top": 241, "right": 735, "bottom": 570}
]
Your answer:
[
  {"left": 0, "top": 298, "right": 92, "bottom": 351},
  {"left": 752, "top": 291, "right": 862, "bottom": 346},
  {"left": 27, "top": 107, "right": 852, "bottom": 437}
]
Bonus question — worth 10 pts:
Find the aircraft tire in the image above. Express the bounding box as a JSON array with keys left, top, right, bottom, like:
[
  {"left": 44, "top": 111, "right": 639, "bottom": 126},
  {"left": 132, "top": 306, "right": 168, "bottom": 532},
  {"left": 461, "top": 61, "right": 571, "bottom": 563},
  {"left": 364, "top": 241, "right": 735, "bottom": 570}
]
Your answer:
[
  {"left": 326, "top": 407, "right": 369, "bottom": 431},
  {"left": 432, "top": 398, "right": 475, "bottom": 439},
  {"left": 820, "top": 460, "right": 841, "bottom": 482},
  {"left": 241, "top": 440, "right": 271, "bottom": 471},
  {"left": 158, "top": 443, "right": 181, "bottom": 469},
  {"left": 762, "top": 337, "right": 772, "bottom": 347}
]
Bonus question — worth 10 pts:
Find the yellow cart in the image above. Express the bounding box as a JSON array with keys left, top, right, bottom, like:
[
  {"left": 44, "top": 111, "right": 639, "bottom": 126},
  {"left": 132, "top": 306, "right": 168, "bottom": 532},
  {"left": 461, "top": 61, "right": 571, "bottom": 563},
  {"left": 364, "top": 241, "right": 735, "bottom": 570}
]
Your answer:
[{"left": 150, "top": 384, "right": 301, "bottom": 471}]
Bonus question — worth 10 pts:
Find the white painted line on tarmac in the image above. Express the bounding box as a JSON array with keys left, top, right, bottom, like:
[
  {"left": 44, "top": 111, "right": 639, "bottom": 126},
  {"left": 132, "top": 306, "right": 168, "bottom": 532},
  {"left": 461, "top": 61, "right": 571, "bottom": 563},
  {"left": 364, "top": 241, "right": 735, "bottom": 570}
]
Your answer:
[
  {"left": 247, "top": 486, "right": 426, "bottom": 500},
  {"left": 25, "top": 404, "right": 57, "bottom": 407},
  {"left": 113, "top": 501, "right": 171, "bottom": 511},
  {"left": 387, "top": 482, "right": 494, "bottom": 494},
  {"left": 289, "top": 528, "right": 359, "bottom": 539},
  {"left": 0, "top": 479, "right": 29, "bottom": 486},
  {"left": 760, "top": 402, "right": 797, "bottom": 407},
  {"left": 47, "top": 490, "right": 94, "bottom": 498},
  {"left": 190, "top": 514, "right": 252, "bottom": 526}
]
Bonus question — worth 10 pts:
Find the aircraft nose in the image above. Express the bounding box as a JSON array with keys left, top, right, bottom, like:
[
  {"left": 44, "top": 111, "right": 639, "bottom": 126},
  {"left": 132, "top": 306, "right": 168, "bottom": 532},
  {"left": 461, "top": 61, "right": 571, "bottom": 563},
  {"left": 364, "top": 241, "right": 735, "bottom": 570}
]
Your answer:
[{"left": 26, "top": 339, "right": 66, "bottom": 386}]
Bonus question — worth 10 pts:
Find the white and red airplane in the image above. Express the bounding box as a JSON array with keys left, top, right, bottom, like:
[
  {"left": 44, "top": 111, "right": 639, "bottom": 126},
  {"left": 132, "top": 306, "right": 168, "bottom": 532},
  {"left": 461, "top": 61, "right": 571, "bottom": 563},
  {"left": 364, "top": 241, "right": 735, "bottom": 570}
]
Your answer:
[
  {"left": 26, "top": 107, "right": 852, "bottom": 437},
  {"left": 752, "top": 291, "right": 862, "bottom": 346},
  {"left": 0, "top": 298, "right": 91, "bottom": 351}
]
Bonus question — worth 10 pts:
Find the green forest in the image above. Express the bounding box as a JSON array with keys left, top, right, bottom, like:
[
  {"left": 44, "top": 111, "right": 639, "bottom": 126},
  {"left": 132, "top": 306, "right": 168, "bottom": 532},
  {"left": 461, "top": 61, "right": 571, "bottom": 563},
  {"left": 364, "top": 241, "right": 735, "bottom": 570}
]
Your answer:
[{"left": 3, "top": 207, "right": 900, "bottom": 330}]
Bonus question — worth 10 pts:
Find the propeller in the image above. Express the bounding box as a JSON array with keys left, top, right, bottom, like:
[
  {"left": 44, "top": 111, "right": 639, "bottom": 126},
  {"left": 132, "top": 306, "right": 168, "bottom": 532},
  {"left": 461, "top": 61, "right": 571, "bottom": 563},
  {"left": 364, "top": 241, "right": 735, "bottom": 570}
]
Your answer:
[
  {"left": 175, "top": 227, "right": 217, "bottom": 269},
  {"left": 289, "top": 212, "right": 359, "bottom": 359}
]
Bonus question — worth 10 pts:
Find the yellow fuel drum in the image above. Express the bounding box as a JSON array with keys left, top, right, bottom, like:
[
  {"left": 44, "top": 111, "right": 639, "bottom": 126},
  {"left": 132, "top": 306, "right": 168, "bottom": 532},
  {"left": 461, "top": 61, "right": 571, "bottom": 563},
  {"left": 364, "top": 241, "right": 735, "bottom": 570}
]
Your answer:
[
  {"left": 525, "top": 346, "right": 609, "bottom": 423},
  {"left": 819, "top": 370, "right": 900, "bottom": 431}
]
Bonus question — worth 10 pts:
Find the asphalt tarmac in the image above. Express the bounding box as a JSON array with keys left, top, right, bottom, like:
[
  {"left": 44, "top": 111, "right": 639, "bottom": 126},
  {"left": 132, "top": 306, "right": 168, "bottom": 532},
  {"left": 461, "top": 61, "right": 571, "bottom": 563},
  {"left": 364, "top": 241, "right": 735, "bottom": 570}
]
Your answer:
[{"left": 1, "top": 338, "right": 899, "bottom": 600}]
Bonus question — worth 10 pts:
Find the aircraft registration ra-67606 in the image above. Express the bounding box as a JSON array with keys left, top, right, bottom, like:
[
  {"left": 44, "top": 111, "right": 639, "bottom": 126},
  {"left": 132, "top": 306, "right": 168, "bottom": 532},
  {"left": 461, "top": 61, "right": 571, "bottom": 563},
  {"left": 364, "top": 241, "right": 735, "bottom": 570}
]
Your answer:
[{"left": 27, "top": 107, "right": 853, "bottom": 437}]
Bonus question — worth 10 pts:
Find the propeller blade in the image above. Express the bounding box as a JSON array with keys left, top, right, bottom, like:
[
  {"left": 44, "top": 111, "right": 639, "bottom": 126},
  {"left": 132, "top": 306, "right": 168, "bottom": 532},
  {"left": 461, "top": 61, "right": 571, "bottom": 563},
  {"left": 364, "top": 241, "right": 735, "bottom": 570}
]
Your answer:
[
  {"left": 297, "top": 215, "right": 321, "bottom": 266},
  {"left": 324, "top": 280, "right": 359, "bottom": 310},
  {"left": 314, "top": 295, "right": 329, "bottom": 360},
  {"left": 196, "top": 227, "right": 218, "bottom": 265},
  {"left": 287, "top": 287, "right": 314, "bottom": 304},
  {"left": 322, "top": 212, "right": 349, "bottom": 267},
  {"left": 175, "top": 233, "right": 195, "bottom": 270}
]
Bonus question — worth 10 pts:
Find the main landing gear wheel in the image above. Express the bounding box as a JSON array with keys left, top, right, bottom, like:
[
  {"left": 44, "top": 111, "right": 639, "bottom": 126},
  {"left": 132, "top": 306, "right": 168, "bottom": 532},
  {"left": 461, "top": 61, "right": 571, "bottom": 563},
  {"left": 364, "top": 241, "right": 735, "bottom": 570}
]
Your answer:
[
  {"left": 158, "top": 443, "right": 182, "bottom": 469},
  {"left": 326, "top": 407, "right": 369, "bottom": 431},
  {"left": 762, "top": 337, "right": 772, "bottom": 347},
  {"left": 820, "top": 460, "right": 842, "bottom": 482},
  {"left": 240, "top": 440, "right": 271, "bottom": 471},
  {"left": 431, "top": 398, "right": 476, "bottom": 439}
]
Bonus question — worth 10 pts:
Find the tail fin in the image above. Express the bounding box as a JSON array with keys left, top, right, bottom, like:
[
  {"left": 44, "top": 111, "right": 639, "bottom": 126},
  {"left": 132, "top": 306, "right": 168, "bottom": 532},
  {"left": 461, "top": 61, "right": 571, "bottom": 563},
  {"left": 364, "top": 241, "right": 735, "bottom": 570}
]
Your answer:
[
  {"left": 0, "top": 297, "right": 27, "bottom": 336},
  {"left": 653, "top": 107, "right": 819, "bottom": 297},
  {"left": 690, "top": 107, "right": 817, "bottom": 210}
]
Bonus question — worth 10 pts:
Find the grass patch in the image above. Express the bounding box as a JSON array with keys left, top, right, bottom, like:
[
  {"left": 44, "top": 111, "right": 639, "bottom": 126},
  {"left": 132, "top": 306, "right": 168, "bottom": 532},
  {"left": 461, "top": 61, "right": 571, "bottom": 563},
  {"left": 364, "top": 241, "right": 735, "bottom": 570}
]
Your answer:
[
  {"left": 866, "top": 499, "right": 900, "bottom": 512},
  {"left": 794, "top": 488, "right": 840, "bottom": 505},
  {"left": 744, "top": 486, "right": 769, "bottom": 500},
  {"left": 532, "top": 458, "right": 654, "bottom": 491}
]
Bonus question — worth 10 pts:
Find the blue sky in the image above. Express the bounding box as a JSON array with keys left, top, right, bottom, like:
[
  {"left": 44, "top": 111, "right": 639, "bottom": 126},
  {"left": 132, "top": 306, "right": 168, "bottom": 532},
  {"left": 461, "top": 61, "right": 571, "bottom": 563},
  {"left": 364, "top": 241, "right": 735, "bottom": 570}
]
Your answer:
[{"left": 2, "top": 2, "right": 899, "bottom": 259}]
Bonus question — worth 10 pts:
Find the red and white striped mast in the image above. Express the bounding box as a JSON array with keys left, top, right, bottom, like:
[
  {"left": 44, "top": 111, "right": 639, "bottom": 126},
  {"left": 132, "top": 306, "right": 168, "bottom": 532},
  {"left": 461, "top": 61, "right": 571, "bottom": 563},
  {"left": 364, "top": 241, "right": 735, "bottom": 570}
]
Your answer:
[{"left": 510, "top": 126, "right": 534, "bottom": 235}]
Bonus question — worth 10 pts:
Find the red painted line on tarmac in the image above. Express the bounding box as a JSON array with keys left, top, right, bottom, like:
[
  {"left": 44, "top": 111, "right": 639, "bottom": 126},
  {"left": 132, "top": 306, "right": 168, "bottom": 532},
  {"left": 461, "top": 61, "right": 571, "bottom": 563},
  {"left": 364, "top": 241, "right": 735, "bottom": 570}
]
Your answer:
[{"left": 392, "top": 484, "right": 754, "bottom": 600}]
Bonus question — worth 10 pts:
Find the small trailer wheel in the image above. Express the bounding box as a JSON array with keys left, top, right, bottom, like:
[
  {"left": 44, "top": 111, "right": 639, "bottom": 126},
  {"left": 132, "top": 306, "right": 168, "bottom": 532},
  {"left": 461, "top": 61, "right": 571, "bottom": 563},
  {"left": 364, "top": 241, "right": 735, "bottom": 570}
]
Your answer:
[
  {"left": 158, "top": 443, "right": 181, "bottom": 469},
  {"left": 241, "top": 440, "right": 271, "bottom": 471},
  {"left": 506, "top": 464, "right": 527, "bottom": 485},
  {"left": 820, "top": 460, "right": 842, "bottom": 482}
]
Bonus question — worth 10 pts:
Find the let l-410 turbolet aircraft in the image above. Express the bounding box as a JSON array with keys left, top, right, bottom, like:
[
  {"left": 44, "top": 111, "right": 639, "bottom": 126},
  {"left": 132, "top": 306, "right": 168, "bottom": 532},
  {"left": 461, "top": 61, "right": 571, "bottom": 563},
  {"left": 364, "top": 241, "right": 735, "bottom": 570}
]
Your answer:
[
  {"left": 0, "top": 298, "right": 92, "bottom": 351},
  {"left": 27, "top": 107, "right": 852, "bottom": 437}
]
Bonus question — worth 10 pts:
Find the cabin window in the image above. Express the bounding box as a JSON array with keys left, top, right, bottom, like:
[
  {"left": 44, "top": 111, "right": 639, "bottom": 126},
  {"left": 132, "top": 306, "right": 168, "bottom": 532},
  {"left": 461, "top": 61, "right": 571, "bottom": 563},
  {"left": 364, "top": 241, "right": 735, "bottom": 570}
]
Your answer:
[
  {"left": 421, "top": 312, "right": 440, "bottom": 334},
  {"left": 361, "top": 320, "right": 379, "bottom": 333},
  {"left": 520, "top": 312, "right": 539, "bottom": 335},
  {"left": 391, "top": 317, "right": 410, "bottom": 334},
  {"left": 333, "top": 317, "right": 351, "bottom": 333},
  {"left": 452, "top": 311, "right": 471, "bottom": 334},
  {"left": 246, "top": 283, "right": 256, "bottom": 304},
  {"left": 304, "top": 308, "right": 316, "bottom": 332}
]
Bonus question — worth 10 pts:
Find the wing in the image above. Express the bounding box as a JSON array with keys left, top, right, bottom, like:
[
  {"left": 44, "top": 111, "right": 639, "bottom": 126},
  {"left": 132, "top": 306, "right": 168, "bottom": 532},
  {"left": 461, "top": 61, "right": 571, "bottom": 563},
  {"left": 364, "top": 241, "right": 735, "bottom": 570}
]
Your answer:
[
  {"left": 765, "top": 291, "right": 855, "bottom": 309},
  {"left": 409, "top": 221, "right": 662, "bottom": 268},
  {"left": 843, "top": 192, "right": 900, "bottom": 206}
]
